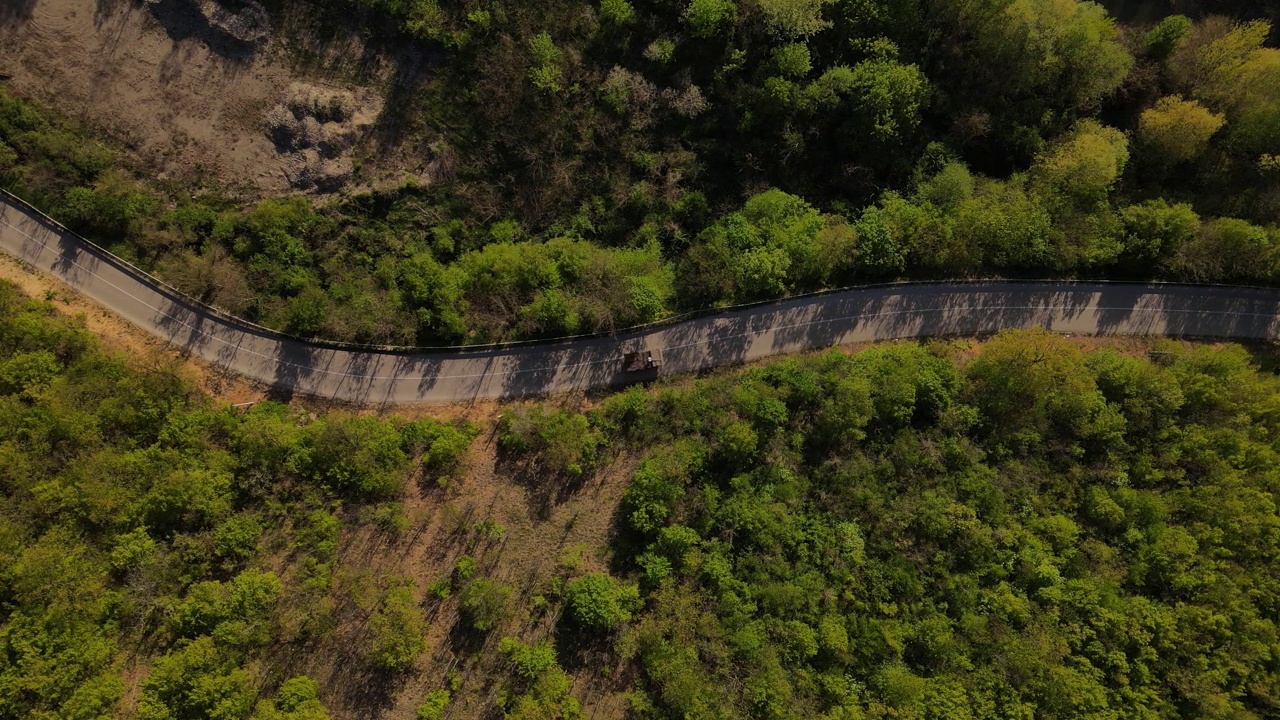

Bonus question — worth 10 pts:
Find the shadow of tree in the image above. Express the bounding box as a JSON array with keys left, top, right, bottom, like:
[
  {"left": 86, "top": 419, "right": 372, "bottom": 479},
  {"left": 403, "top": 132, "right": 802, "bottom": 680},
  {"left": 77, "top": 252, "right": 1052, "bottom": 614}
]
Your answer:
[
  {"left": 551, "top": 617, "right": 611, "bottom": 675},
  {"left": 494, "top": 449, "right": 592, "bottom": 520},
  {"left": 0, "top": 0, "right": 36, "bottom": 31},
  {"left": 143, "top": 0, "right": 263, "bottom": 62},
  {"left": 93, "top": 0, "right": 134, "bottom": 28}
]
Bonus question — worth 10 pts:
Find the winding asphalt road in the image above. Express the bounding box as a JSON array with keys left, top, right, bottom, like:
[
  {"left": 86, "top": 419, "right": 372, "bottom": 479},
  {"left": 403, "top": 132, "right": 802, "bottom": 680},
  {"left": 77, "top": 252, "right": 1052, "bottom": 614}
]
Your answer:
[{"left": 4, "top": 195, "right": 1280, "bottom": 404}]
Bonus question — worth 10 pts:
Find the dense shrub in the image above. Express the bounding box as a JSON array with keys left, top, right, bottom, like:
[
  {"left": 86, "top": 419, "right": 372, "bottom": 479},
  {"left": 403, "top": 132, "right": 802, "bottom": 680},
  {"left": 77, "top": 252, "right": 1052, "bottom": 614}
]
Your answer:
[
  {"left": 459, "top": 577, "right": 513, "bottom": 633},
  {"left": 606, "top": 331, "right": 1280, "bottom": 718},
  {"left": 365, "top": 580, "right": 427, "bottom": 671},
  {"left": 562, "top": 573, "right": 640, "bottom": 632},
  {"left": 496, "top": 637, "right": 582, "bottom": 720},
  {"left": 499, "top": 405, "right": 606, "bottom": 476},
  {"left": 0, "top": 281, "right": 458, "bottom": 719}
]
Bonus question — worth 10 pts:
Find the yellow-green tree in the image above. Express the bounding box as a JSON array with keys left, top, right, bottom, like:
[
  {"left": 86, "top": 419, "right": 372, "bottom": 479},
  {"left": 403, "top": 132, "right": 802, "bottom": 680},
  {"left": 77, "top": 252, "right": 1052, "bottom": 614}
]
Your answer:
[
  {"left": 1173, "top": 19, "right": 1280, "bottom": 156},
  {"left": 1031, "top": 119, "right": 1129, "bottom": 207},
  {"left": 1137, "top": 95, "right": 1226, "bottom": 164},
  {"left": 753, "top": 0, "right": 832, "bottom": 38},
  {"left": 965, "top": 0, "right": 1133, "bottom": 112},
  {"left": 365, "top": 580, "right": 427, "bottom": 671}
]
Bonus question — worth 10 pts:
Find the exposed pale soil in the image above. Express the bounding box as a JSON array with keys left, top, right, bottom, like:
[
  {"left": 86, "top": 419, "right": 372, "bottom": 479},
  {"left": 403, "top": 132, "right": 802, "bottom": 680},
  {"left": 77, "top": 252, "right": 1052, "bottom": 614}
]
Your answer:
[{"left": 0, "top": 0, "right": 429, "bottom": 197}]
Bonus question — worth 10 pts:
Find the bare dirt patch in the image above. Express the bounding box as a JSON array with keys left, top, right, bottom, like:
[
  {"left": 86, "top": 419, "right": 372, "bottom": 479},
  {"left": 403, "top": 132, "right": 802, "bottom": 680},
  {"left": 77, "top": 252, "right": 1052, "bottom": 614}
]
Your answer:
[
  {"left": 267, "top": 82, "right": 381, "bottom": 191},
  {"left": 0, "top": 0, "right": 414, "bottom": 197},
  {"left": 270, "top": 399, "right": 639, "bottom": 720}
]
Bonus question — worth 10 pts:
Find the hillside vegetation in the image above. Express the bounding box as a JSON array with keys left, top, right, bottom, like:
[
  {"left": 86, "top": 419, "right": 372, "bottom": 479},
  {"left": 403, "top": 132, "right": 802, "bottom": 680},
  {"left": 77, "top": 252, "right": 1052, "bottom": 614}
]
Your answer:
[
  {"left": 4, "top": 278, "right": 1280, "bottom": 719},
  {"left": 4, "top": 2, "right": 1280, "bottom": 343},
  {"left": 0, "top": 280, "right": 478, "bottom": 719}
]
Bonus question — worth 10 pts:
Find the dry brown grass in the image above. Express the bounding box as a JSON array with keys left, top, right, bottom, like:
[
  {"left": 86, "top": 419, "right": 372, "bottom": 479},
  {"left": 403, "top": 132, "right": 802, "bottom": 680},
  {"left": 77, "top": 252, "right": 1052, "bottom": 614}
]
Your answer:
[{"left": 261, "top": 404, "right": 641, "bottom": 719}]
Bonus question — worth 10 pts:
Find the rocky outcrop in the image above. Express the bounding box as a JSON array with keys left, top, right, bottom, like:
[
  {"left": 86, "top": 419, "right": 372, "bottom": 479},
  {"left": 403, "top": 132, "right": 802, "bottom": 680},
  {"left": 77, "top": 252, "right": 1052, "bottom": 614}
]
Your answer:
[
  {"left": 266, "top": 83, "right": 380, "bottom": 191},
  {"left": 198, "top": 0, "right": 271, "bottom": 46}
]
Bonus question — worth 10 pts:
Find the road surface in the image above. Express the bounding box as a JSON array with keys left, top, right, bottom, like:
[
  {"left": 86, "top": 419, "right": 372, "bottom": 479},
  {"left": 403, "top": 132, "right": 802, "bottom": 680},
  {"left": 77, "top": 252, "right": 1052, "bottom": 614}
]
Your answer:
[{"left": 4, "top": 196, "right": 1280, "bottom": 404}]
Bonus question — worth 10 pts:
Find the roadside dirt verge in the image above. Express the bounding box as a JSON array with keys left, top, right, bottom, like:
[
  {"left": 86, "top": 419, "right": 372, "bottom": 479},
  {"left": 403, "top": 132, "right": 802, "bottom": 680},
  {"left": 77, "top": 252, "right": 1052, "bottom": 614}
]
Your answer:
[{"left": 0, "top": 250, "right": 267, "bottom": 403}]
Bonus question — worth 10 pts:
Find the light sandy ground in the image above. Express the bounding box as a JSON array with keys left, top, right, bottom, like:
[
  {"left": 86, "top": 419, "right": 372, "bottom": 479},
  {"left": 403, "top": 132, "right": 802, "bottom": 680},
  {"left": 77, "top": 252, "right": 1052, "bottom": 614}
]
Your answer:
[{"left": 0, "top": 0, "right": 409, "bottom": 196}]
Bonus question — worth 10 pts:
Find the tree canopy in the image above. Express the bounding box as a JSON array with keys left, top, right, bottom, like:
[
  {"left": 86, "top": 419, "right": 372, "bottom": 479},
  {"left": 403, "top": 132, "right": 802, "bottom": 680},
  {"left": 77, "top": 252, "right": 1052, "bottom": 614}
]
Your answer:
[{"left": 5, "top": 4, "right": 1280, "bottom": 344}]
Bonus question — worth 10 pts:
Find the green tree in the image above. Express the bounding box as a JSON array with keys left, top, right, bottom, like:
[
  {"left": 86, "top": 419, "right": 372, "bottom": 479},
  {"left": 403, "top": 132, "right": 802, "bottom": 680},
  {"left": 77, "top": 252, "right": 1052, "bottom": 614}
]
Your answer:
[
  {"left": 1118, "top": 199, "right": 1200, "bottom": 265},
  {"left": 677, "top": 189, "right": 848, "bottom": 303},
  {"left": 251, "top": 677, "right": 330, "bottom": 720},
  {"left": 1031, "top": 119, "right": 1129, "bottom": 207},
  {"left": 957, "top": 0, "right": 1132, "bottom": 117},
  {"left": 286, "top": 286, "right": 329, "bottom": 337},
  {"left": 952, "top": 176, "right": 1055, "bottom": 269},
  {"left": 965, "top": 328, "right": 1117, "bottom": 456},
  {"left": 528, "top": 33, "right": 564, "bottom": 93},
  {"left": 852, "top": 202, "right": 908, "bottom": 277},
  {"left": 1137, "top": 96, "right": 1225, "bottom": 165},
  {"left": 1171, "top": 216, "right": 1276, "bottom": 281},
  {"left": 1143, "top": 14, "right": 1191, "bottom": 61},
  {"left": 301, "top": 414, "right": 410, "bottom": 498},
  {"left": 365, "top": 581, "right": 426, "bottom": 671},
  {"left": 1174, "top": 19, "right": 1269, "bottom": 107},
  {"left": 460, "top": 578, "right": 513, "bottom": 633},
  {"left": 598, "top": 0, "right": 634, "bottom": 26},
  {"left": 499, "top": 405, "right": 605, "bottom": 476},
  {"left": 684, "top": 0, "right": 736, "bottom": 36},
  {"left": 415, "top": 690, "right": 451, "bottom": 720},
  {"left": 754, "top": 0, "right": 831, "bottom": 38},
  {"left": 772, "top": 43, "right": 812, "bottom": 77},
  {"left": 1174, "top": 19, "right": 1280, "bottom": 156},
  {"left": 844, "top": 57, "right": 928, "bottom": 142},
  {"left": 136, "top": 637, "right": 255, "bottom": 720},
  {"left": 622, "top": 443, "right": 701, "bottom": 535},
  {"left": 0, "top": 349, "right": 60, "bottom": 396},
  {"left": 170, "top": 569, "right": 283, "bottom": 649},
  {"left": 563, "top": 573, "right": 641, "bottom": 632},
  {"left": 497, "top": 638, "right": 582, "bottom": 720}
]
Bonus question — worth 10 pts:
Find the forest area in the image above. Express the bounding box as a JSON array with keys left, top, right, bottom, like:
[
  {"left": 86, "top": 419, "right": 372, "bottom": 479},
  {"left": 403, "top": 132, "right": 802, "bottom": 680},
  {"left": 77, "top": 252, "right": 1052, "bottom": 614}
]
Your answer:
[
  {"left": 3, "top": 0, "right": 1280, "bottom": 344},
  {"left": 6, "top": 0, "right": 1280, "bottom": 717},
  {"left": 4, "top": 275, "right": 1280, "bottom": 720}
]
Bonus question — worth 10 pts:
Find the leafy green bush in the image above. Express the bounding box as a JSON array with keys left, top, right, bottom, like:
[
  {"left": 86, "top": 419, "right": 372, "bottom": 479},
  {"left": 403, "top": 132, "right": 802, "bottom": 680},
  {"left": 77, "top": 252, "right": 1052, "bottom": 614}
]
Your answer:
[
  {"left": 528, "top": 33, "right": 564, "bottom": 93},
  {"left": 414, "top": 690, "right": 451, "bottom": 720},
  {"left": 365, "top": 580, "right": 427, "bottom": 671},
  {"left": 598, "top": 0, "right": 634, "bottom": 26},
  {"left": 459, "top": 577, "right": 513, "bottom": 633},
  {"left": 563, "top": 573, "right": 641, "bottom": 632},
  {"left": 300, "top": 414, "right": 411, "bottom": 499},
  {"left": 678, "top": 189, "right": 852, "bottom": 305},
  {"left": 496, "top": 637, "right": 582, "bottom": 720},
  {"left": 620, "top": 443, "right": 704, "bottom": 535},
  {"left": 499, "top": 406, "right": 606, "bottom": 476},
  {"left": 170, "top": 569, "right": 283, "bottom": 649},
  {"left": 136, "top": 637, "right": 255, "bottom": 720},
  {"left": 251, "top": 676, "right": 331, "bottom": 720}
]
